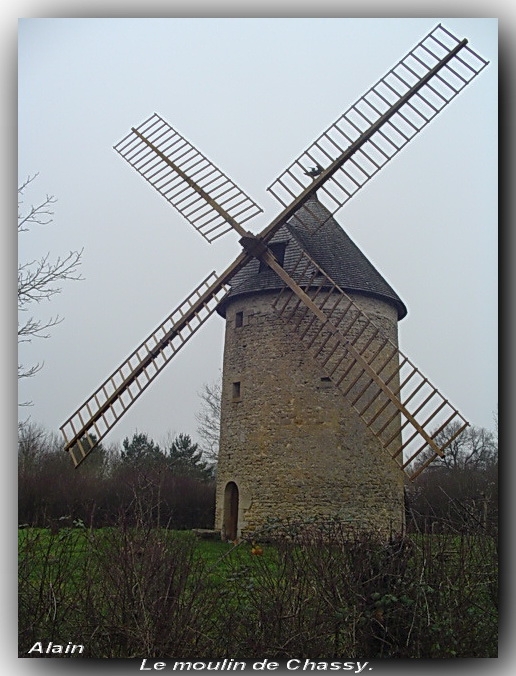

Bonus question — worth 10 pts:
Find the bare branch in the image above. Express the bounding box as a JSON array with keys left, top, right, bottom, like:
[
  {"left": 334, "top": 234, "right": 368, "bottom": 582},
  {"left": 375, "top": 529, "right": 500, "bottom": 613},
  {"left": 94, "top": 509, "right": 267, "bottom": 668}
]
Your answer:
[
  {"left": 18, "top": 175, "right": 84, "bottom": 400},
  {"left": 18, "top": 173, "right": 56, "bottom": 232},
  {"left": 18, "top": 249, "right": 84, "bottom": 309},
  {"left": 18, "top": 314, "right": 63, "bottom": 342},
  {"left": 18, "top": 362, "right": 44, "bottom": 380},
  {"left": 195, "top": 378, "right": 221, "bottom": 463}
]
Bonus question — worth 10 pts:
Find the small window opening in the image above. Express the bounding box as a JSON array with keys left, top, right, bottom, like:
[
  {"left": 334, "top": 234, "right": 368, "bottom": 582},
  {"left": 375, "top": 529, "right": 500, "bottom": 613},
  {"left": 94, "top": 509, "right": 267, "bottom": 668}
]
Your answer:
[
  {"left": 232, "top": 381, "right": 241, "bottom": 400},
  {"left": 235, "top": 311, "right": 244, "bottom": 328},
  {"left": 259, "top": 241, "right": 287, "bottom": 273}
]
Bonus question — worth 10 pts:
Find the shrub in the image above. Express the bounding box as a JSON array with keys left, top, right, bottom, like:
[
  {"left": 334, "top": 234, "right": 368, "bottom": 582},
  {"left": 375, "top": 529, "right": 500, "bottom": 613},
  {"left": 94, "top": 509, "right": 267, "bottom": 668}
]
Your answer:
[{"left": 18, "top": 518, "right": 498, "bottom": 658}]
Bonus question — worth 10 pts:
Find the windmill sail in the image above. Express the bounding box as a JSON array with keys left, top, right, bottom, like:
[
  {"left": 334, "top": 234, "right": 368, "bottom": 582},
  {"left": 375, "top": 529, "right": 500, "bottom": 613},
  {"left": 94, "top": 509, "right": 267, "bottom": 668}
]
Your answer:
[
  {"left": 267, "top": 24, "right": 488, "bottom": 231},
  {"left": 61, "top": 271, "right": 233, "bottom": 466},
  {"left": 272, "top": 249, "right": 469, "bottom": 480},
  {"left": 114, "top": 113, "right": 263, "bottom": 242}
]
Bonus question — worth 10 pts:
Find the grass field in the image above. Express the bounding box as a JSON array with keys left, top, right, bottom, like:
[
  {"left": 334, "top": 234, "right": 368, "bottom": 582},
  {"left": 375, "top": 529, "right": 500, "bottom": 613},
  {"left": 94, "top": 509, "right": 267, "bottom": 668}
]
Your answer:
[{"left": 18, "top": 523, "right": 498, "bottom": 659}]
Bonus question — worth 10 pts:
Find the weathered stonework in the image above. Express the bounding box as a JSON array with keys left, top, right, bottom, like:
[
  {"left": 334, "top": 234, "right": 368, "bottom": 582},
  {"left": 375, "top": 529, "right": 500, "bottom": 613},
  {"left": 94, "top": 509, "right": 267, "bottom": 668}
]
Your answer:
[{"left": 215, "top": 289, "right": 405, "bottom": 539}]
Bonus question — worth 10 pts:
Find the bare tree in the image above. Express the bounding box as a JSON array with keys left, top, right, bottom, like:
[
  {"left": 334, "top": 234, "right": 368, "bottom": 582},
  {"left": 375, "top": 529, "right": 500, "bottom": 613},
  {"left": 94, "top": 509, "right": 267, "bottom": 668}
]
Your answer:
[
  {"left": 411, "top": 421, "right": 497, "bottom": 474},
  {"left": 433, "top": 422, "right": 498, "bottom": 471},
  {"left": 195, "top": 378, "right": 221, "bottom": 464},
  {"left": 407, "top": 421, "right": 498, "bottom": 533},
  {"left": 18, "top": 174, "right": 83, "bottom": 393},
  {"left": 18, "top": 420, "right": 50, "bottom": 477}
]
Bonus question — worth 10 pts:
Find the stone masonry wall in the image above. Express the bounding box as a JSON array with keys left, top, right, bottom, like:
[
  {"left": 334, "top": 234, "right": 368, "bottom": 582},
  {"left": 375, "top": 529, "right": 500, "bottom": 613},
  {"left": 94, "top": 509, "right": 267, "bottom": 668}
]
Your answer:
[{"left": 215, "top": 289, "right": 405, "bottom": 539}]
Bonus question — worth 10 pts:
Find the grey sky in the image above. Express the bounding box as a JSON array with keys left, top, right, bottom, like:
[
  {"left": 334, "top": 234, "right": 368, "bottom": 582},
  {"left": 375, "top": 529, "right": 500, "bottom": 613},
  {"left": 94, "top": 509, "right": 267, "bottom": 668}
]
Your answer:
[{"left": 18, "top": 17, "right": 497, "bottom": 452}]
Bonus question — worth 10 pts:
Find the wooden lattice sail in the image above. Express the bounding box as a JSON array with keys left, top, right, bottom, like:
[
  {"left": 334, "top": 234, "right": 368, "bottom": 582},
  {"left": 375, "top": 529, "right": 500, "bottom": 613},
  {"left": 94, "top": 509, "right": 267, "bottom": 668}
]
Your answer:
[
  {"left": 271, "top": 248, "right": 469, "bottom": 480},
  {"left": 61, "top": 272, "right": 231, "bottom": 466},
  {"left": 267, "top": 24, "right": 488, "bottom": 233},
  {"left": 114, "top": 113, "right": 263, "bottom": 242}
]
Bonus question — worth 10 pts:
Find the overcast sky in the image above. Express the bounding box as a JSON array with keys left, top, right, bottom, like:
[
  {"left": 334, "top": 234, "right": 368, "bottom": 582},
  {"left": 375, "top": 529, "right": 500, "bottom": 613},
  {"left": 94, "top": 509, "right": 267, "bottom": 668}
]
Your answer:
[{"left": 18, "top": 17, "right": 497, "bottom": 454}]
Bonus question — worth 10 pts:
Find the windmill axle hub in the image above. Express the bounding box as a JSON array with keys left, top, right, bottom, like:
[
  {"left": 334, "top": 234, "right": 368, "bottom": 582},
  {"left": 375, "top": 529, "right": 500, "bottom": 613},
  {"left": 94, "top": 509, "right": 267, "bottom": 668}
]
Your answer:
[{"left": 239, "top": 234, "right": 269, "bottom": 259}]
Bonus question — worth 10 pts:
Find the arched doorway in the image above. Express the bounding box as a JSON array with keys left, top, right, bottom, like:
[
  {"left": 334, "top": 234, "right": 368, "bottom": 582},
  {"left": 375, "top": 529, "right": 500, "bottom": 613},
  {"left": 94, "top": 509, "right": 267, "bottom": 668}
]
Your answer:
[{"left": 223, "top": 481, "right": 239, "bottom": 541}]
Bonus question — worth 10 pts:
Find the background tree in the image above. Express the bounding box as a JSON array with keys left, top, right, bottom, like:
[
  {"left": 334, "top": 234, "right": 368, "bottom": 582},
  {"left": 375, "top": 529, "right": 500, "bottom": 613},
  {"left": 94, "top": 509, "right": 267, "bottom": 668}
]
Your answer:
[
  {"left": 195, "top": 378, "right": 221, "bottom": 464},
  {"left": 18, "top": 423, "right": 113, "bottom": 527},
  {"left": 19, "top": 427, "right": 216, "bottom": 529},
  {"left": 18, "top": 174, "right": 83, "bottom": 399},
  {"left": 166, "top": 433, "right": 213, "bottom": 481},
  {"left": 120, "top": 431, "right": 163, "bottom": 467},
  {"left": 406, "top": 422, "right": 498, "bottom": 533},
  {"left": 432, "top": 421, "right": 498, "bottom": 471}
]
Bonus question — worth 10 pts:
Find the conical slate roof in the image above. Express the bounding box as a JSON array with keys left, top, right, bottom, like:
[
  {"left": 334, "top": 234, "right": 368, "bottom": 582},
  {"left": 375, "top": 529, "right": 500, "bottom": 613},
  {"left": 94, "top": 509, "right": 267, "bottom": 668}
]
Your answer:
[{"left": 218, "top": 196, "right": 407, "bottom": 320}]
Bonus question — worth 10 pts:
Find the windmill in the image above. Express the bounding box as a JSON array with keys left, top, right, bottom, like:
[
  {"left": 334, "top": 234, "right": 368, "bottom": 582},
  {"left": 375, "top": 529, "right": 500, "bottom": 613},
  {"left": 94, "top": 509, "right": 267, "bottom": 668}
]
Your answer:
[{"left": 60, "top": 24, "right": 488, "bottom": 537}]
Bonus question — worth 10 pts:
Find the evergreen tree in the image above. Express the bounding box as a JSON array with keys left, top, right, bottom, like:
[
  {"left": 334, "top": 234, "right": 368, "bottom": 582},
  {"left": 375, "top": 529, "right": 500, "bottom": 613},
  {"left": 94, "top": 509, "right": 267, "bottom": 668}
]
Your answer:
[
  {"left": 121, "top": 432, "right": 163, "bottom": 466},
  {"left": 166, "top": 433, "right": 212, "bottom": 480}
]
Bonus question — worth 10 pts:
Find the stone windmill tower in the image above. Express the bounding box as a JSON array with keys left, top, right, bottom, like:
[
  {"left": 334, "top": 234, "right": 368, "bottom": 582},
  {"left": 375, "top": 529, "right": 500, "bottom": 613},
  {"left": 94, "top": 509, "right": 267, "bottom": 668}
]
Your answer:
[
  {"left": 215, "top": 197, "right": 408, "bottom": 539},
  {"left": 59, "top": 25, "right": 487, "bottom": 538}
]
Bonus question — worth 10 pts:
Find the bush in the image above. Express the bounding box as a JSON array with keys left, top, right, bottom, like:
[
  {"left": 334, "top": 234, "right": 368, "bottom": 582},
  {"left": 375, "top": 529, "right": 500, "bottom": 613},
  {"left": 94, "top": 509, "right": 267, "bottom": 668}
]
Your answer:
[
  {"left": 19, "top": 517, "right": 498, "bottom": 658},
  {"left": 18, "top": 424, "right": 215, "bottom": 530}
]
